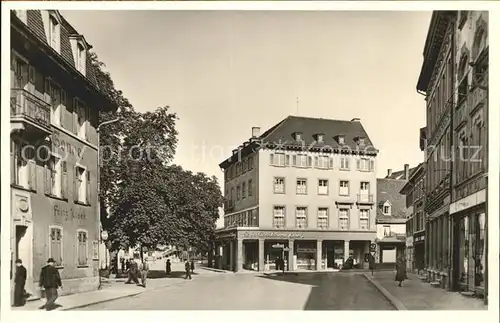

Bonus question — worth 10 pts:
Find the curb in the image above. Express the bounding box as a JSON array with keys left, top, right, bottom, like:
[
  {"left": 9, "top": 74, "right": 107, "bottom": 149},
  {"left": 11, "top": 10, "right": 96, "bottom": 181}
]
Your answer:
[
  {"left": 199, "top": 267, "right": 232, "bottom": 273},
  {"left": 362, "top": 273, "right": 407, "bottom": 311},
  {"left": 61, "top": 280, "right": 191, "bottom": 311}
]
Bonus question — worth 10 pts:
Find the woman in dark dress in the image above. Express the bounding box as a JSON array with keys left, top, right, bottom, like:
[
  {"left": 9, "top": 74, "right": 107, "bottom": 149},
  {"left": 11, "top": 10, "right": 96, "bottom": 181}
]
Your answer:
[
  {"left": 13, "top": 259, "right": 27, "bottom": 307},
  {"left": 395, "top": 256, "right": 406, "bottom": 287}
]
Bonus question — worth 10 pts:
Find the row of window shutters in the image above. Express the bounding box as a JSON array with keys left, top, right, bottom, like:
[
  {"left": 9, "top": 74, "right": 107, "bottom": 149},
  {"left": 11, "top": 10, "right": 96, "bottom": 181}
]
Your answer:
[
  {"left": 11, "top": 155, "right": 91, "bottom": 204},
  {"left": 48, "top": 228, "right": 93, "bottom": 267}
]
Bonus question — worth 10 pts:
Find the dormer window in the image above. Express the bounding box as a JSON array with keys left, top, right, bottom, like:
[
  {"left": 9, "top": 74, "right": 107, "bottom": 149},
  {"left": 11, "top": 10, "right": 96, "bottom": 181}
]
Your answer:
[
  {"left": 338, "top": 135, "right": 345, "bottom": 145},
  {"left": 383, "top": 201, "right": 392, "bottom": 215},
  {"left": 70, "top": 36, "right": 90, "bottom": 76},
  {"left": 48, "top": 15, "right": 61, "bottom": 53},
  {"left": 293, "top": 132, "right": 303, "bottom": 141},
  {"left": 315, "top": 133, "right": 325, "bottom": 143},
  {"left": 357, "top": 137, "right": 365, "bottom": 145}
]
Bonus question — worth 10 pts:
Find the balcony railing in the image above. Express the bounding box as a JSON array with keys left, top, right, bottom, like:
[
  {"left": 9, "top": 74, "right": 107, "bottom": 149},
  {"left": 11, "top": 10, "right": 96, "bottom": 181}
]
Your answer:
[
  {"left": 357, "top": 193, "right": 374, "bottom": 204},
  {"left": 11, "top": 89, "right": 51, "bottom": 128}
]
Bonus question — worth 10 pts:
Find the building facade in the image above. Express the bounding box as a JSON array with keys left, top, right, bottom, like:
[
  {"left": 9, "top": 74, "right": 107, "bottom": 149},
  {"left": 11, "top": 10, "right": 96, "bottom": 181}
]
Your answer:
[
  {"left": 10, "top": 10, "right": 115, "bottom": 297},
  {"left": 449, "top": 11, "right": 488, "bottom": 298},
  {"left": 416, "top": 11, "right": 455, "bottom": 290},
  {"left": 400, "top": 162, "right": 426, "bottom": 273},
  {"left": 215, "top": 116, "right": 378, "bottom": 271},
  {"left": 375, "top": 165, "right": 414, "bottom": 266}
]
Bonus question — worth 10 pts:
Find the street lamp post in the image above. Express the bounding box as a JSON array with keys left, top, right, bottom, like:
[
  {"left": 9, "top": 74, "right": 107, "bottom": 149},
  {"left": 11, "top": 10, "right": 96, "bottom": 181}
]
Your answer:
[{"left": 96, "top": 117, "right": 119, "bottom": 290}]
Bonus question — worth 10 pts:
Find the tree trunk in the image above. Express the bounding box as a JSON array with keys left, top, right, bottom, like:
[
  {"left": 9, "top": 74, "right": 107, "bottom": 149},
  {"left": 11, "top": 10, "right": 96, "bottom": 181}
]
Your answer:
[{"left": 140, "top": 245, "right": 144, "bottom": 262}]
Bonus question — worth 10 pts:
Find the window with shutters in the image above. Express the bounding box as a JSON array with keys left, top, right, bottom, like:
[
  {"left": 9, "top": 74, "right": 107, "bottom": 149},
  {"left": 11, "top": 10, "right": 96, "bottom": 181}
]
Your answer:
[
  {"left": 77, "top": 230, "right": 88, "bottom": 266},
  {"left": 248, "top": 156, "right": 254, "bottom": 170},
  {"left": 316, "top": 156, "right": 330, "bottom": 169},
  {"left": 295, "top": 207, "right": 307, "bottom": 228},
  {"left": 273, "top": 177, "right": 285, "bottom": 194},
  {"left": 242, "top": 182, "right": 246, "bottom": 199},
  {"left": 294, "top": 154, "right": 308, "bottom": 168},
  {"left": 317, "top": 208, "right": 329, "bottom": 229},
  {"left": 340, "top": 156, "right": 350, "bottom": 170},
  {"left": 11, "top": 140, "right": 37, "bottom": 190},
  {"left": 296, "top": 178, "right": 307, "bottom": 195},
  {"left": 357, "top": 158, "right": 374, "bottom": 172},
  {"left": 273, "top": 206, "right": 285, "bottom": 228},
  {"left": 49, "top": 226, "right": 63, "bottom": 267},
  {"left": 339, "top": 209, "right": 349, "bottom": 230},
  {"left": 236, "top": 185, "right": 241, "bottom": 201},
  {"left": 270, "top": 153, "right": 285, "bottom": 167},
  {"left": 49, "top": 82, "right": 62, "bottom": 126},
  {"left": 75, "top": 98, "right": 88, "bottom": 140},
  {"left": 12, "top": 56, "right": 28, "bottom": 89},
  {"left": 318, "top": 179, "right": 329, "bottom": 195},
  {"left": 359, "top": 209, "right": 370, "bottom": 230},
  {"left": 45, "top": 155, "right": 62, "bottom": 197},
  {"left": 339, "top": 180, "right": 349, "bottom": 196},
  {"left": 75, "top": 166, "right": 89, "bottom": 204}
]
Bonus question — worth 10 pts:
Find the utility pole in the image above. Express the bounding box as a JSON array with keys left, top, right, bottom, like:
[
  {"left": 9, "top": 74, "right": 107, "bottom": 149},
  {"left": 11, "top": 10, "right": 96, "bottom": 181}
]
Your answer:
[{"left": 97, "top": 116, "right": 120, "bottom": 290}]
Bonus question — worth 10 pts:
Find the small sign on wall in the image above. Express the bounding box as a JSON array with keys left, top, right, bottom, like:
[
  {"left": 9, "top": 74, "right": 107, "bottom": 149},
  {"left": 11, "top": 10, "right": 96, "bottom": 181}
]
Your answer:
[{"left": 92, "top": 241, "right": 99, "bottom": 260}]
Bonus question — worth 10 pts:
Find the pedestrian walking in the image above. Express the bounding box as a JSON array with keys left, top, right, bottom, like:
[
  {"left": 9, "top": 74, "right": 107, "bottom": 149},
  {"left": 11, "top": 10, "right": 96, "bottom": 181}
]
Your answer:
[
  {"left": 125, "top": 256, "right": 140, "bottom": 285},
  {"left": 395, "top": 256, "right": 406, "bottom": 287},
  {"left": 281, "top": 257, "right": 285, "bottom": 273},
  {"left": 13, "top": 259, "right": 28, "bottom": 307},
  {"left": 140, "top": 259, "right": 149, "bottom": 287},
  {"left": 190, "top": 260, "right": 195, "bottom": 273},
  {"left": 184, "top": 259, "right": 192, "bottom": 280},
  {"left": 369, "top": 254, "right": 375, "bottom": 276},
  {"left": 38, "top": 258, "right": 62, "bottom": 311},
  {"left": 166, "top": 258, "right": 171, "bottom": 276}
]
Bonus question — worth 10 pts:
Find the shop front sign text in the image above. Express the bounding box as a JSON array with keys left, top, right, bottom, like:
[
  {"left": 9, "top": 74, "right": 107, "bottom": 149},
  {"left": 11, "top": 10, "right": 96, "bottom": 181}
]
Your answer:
[
  {"left": 242, "top": 231, "right": 304, "bottom": 239},
  {"left": 54, "top": 205, "right": 87, "bottom": 222}
]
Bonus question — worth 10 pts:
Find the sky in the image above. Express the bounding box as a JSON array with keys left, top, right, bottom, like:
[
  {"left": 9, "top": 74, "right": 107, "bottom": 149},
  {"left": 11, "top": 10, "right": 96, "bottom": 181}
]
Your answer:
[{"left": 61, "top": 9, "right": 431, "bottom": 204}]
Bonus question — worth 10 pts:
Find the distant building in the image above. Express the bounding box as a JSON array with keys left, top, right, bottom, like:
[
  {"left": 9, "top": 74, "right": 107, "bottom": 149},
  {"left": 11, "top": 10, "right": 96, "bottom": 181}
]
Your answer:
[
  {"left": 375, "top": 164, "right": 415, "bottom": 264},
  {"left": 10, "top": 10, "right": 116, "bottom": 296},
  {"left": 215, "top": 116, "right": 378, "bottom": 271},
  {"left": 400, "top": 162, "right": 426, "bottom": 273}
]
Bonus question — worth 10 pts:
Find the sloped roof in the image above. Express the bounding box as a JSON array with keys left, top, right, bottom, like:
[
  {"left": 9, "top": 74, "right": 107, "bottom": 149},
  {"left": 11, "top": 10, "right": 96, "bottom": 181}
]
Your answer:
[
  {"left": 220, "top": 115, "right": 377, "bottom": 168},
  {"left": 15, "top": 10, "right": 101, "bottom": 91},
  {"left": 376, "top": 178, "right": 407, "bottom": 222},
  {"left": 385, "top": 165, "right": 419, "bottom": 180}
]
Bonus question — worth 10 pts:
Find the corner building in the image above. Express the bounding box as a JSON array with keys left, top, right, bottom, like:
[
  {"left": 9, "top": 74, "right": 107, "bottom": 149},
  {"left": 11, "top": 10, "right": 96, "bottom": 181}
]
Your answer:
[
  {"left": 215, "top": 116, "right": 378, "bottom": 272},
  {"left": 10, "top": 10, "right": 115, "bottom": 297}
]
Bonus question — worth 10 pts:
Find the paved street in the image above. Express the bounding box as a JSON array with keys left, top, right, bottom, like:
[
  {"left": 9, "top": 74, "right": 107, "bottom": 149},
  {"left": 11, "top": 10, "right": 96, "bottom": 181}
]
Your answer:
[{"left": 81, "top": 272, "right": 394, "bottom": 310}]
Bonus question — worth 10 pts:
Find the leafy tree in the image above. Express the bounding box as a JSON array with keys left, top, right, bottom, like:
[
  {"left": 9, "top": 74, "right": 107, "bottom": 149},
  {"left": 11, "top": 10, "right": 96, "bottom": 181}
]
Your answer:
[{"left": 91, "top": 53, "right": 222, "bottom": 255}]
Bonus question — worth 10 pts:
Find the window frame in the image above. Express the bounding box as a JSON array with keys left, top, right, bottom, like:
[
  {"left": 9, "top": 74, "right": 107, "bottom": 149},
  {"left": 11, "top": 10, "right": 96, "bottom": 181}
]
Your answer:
[
  {"left": 317, "top": 207, "right": 329, "bottom": 229},
  {"left": 338, "top": 208, "right": 350, "bottom": 230},
  {"left": 272, "top": 205, "right": 286, "bottom": 228},
  {"left": 318, "top": 179, "right": 329, "bottom": 195},
  {"left": 76, "top": 229, "right": 89, "bottom": 267},
  {"left": 48, "top": 225, "right": 64, "bottom": 268},
  {"left": 339, "top": 180, "right": 350, "bottom": 196},
  {"left": 296, "top": 178, "right": 308, "bottom": 195},
  {"left": 295, "top": 206, "right": 308, "bottom": 229},
  {"left": 359, "top": 209, "right": 370, "bottom": 230},
  {"left": 273, "top": 177, "right": 286, "bottom": 194}
]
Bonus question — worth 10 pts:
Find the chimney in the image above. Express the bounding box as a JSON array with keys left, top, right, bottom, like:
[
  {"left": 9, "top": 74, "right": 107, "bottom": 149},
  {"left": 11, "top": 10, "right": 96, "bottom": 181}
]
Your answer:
[
  {"left": 351, "top": 118, "right": 360, "bottom": 122},
  {"left": 404, "top": 164, "right": 410, "bottom": 180},
  {"left": 251, "top": 127, "right": 261, "bottom": 138},
  {"left": 387, "top": 169, "right": 392, "bottom": 178}
]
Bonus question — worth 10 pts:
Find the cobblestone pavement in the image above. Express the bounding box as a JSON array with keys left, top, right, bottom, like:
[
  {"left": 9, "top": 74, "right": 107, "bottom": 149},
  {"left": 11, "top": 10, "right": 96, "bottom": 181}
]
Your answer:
[
  {"left": 371, "top": 271, "right": 487, "bottom": 310},
  {"left": 81, "top": 272, "right": 395, "bottom": 310}
]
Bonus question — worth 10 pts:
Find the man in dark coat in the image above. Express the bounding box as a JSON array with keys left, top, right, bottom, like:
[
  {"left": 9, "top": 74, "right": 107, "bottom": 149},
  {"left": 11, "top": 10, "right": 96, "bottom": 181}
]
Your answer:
[
  {"left": 39, "top": 258, "right": 62, "bottom": 311},
  {"left": 166, "top": 259, "right": 171, "bottom": 276},
  {"left": 184, "top": 259, "right": 192, "bottom": 280},
  {"left": 13, "top": 259, "right": 27, "bottom": 307}
]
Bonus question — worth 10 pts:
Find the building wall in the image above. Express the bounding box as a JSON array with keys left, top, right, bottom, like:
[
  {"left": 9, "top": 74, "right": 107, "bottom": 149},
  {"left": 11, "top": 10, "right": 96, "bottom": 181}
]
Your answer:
[
  {"left": 452, "top": 11, "right": 488, "bottom": 201},
  {"left": 10, "top": 10, "right": 103, "bottom": 295},
  {"left": 376, "top": 223, "right": 405, "bottom": 240},
  {"left": 258, "top": 149, "right": 377, "bottom": 232},
  {"left": 224, "top": 151, "right": 259, "bottom": 213}
]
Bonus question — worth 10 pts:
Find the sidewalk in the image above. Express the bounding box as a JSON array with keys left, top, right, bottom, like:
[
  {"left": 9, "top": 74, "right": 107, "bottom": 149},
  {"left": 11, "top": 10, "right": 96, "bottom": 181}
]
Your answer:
[
  {"left": 364, "top": 271, "right": 487, "bottom": 310},
  {"left": 12, "top": 264, "right": 213, "bottom": 311}
]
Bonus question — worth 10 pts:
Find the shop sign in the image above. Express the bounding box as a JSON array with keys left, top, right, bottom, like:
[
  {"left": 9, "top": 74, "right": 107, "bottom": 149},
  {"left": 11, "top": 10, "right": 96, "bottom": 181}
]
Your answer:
[
  {"left": 272, "top": 244, "right": 285, "bottom": 248},
  {"left": 242, "top": 231, "right": 304, "bottom": 239},
  {"left": 54, "top": 205, "right": 87, "bottom": 221},
  {"left": 449, "top": 189, "right": 486, "bottom": 214},
  {"left": 297, "top": 248, "right": 316, "bottom": 253}
]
